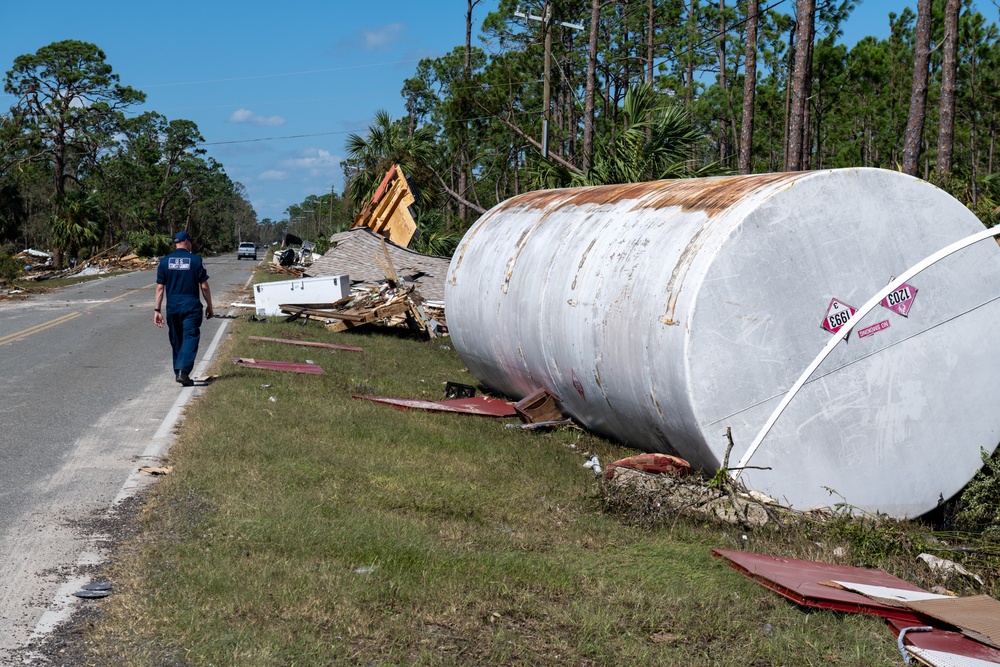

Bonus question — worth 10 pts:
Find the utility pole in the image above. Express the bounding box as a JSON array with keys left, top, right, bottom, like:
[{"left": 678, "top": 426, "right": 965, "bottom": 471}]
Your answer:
[{"left": 515, "top": 4, "right": 584, "bottom": 158}]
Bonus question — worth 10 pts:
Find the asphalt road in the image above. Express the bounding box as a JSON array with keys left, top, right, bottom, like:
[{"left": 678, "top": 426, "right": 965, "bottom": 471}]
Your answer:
[{"left": 0, "top": 253, "right": 255, "bottom": 654}]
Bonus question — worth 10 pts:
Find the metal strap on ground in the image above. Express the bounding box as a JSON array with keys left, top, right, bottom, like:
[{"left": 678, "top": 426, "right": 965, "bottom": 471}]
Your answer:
[{"left": 735, "top": 224, "right": 1000, "bottom": 475}]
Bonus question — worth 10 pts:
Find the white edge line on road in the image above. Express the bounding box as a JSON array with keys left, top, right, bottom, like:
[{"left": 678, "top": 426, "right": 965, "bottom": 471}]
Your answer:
[
  {"left": 115, "top": 312, "right": 233, "bottom": 504},
  {"left": 28, "top": 310, "right": 236, "bottom": 649}
]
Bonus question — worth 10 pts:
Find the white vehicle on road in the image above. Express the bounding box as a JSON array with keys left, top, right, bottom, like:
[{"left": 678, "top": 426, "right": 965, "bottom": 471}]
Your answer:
[{"left": 237, "top": 242, "right": 257, "bottom": 260}]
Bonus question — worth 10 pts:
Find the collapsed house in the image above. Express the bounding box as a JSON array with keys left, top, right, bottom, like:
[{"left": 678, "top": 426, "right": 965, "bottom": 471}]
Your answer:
[{"left": 259, "top": 165, "right": 449, "bottom": 336}]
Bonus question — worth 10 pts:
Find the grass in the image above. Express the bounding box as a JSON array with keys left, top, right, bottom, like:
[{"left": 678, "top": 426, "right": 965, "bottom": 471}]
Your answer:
[{"left": 65, "top": 312, "right": 996, "bottom": 665}]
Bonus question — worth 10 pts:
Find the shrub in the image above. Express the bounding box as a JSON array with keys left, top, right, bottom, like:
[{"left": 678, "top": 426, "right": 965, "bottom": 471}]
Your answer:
[
  {"left": 955, "top": 447, "right": 1000, "bottom": 536},
  {"left": 0, "top": 253, "right": 23, "bottom": 282}
]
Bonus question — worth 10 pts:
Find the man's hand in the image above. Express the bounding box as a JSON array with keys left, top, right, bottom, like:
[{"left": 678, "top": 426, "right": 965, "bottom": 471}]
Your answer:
[
  {"left": 154, "top": 311, "right": 164, "bottom": 328},
  {"left": 205, "top": 304, "right": 214, "bottom": 319}
]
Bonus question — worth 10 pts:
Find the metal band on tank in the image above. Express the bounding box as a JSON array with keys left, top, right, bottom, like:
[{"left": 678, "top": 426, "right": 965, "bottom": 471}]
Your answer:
[{"left": 736, "top": 224, "right": 1000, "bottom": 475}]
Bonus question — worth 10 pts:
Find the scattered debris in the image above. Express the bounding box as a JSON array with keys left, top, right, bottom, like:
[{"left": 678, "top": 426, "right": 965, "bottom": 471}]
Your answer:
[
  {"left": 73, "top": 589, "right": 111, "bottom": 599},
  {"left": 138, "top": 466, "right": 173, "bottom": 476},
  {"left": 233, "top": 357, "right": 326, "bottom": 375},
  {"left": 919, "top": 553, "right": 986, "bottom": 586},
  {"left": 716, "top": 549, "right": 1000, "bottom": 665},
  {"left": 713, "top": 549, "right": 929, "bottom": 622},
  {"left": 888, "top": 618, "right": 1000, "bottom": 665},
  {"left": 583, "top": 454, "right": 603, "bottom": 475},
  {"left": 351, "top": 164, "right": 419, "bottom": 248},
  {"left": 513, "top": 388, "right": 564, "bottom": 424},
  {"left": 82, "top": 581, "right": 112, "bottom": 592},
  {"left": 309, "top": 227, "right": 450, "bottom": 302},
  {"left": 248, "top": 335, "right": 363, "bottom": 352},
  {"left": 604, "top": 453, "right": 692, "bottom": 479},
  {"left": 352, "top": 395, "right": 517, "bottom": 418},
  {"left": 17, "top": 244, "right": 156, "bottom": 282},
  {"left": 444, "top": 382, "right": 476, "bottom": 399},
  {"left": 268, "top": 234, "right": 315, "bottom": 275},
  {"left": 905, "top": 595, "right": 1000, "bottom": 649},
  {"left": 505, "top": 419, "right": 576, "bottom": 431}
]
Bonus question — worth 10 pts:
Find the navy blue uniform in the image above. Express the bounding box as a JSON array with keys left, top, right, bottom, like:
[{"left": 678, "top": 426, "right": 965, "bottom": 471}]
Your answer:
[{"left": 156, "top": 249, "right": 209, "bottom": 375}]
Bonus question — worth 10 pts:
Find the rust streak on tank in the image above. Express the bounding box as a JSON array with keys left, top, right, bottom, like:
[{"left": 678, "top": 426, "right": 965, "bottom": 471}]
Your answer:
[{"left": 495, "top": 172, "right": 801, "bottom": 217}]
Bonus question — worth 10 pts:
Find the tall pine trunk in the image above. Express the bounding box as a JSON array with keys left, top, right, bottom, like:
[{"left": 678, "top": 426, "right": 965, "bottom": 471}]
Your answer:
[
  {"left": 902, "top": 0, "right": 932, "bottom": 176},
  {"left": 717, "top": 0, "right": 729, "bottom": 162},
  {"left": 785, "top": 0, "right": 813, "bottom": 171},
  {"left": 936, "top": 0, "right": 960, "bottom": 175},
  {"left": 583, "top": 0, "right": 600, "bottom": 172},
  {"left": 739, "top": 0, "right": 758, "bottom": 174}
]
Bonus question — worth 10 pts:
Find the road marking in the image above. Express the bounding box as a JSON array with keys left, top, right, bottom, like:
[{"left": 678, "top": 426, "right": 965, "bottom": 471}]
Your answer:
[{"left": 0, "top": 285, "right": 153, "bottom": 346}]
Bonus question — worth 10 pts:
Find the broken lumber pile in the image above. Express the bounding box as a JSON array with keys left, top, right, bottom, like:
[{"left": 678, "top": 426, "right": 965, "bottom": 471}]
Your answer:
[{"left": 278, "top": 281, "right": 437, "bottom": 336}]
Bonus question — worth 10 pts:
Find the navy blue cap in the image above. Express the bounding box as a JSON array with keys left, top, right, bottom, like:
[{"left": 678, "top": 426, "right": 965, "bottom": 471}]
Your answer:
[{"left": 173, "top": 231, "right": 191, "bottom": 243}]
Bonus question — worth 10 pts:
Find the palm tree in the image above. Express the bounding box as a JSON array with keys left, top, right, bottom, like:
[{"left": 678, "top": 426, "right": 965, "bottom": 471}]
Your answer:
[
  {"left": 574, "top": 83, "right": 714, "bottom": 186},
  {"left": 343, "top": 110, "right": 437, "bottom": 208},
  {"left": 51, "top": 190, "right": 103, "bottom": 266}
]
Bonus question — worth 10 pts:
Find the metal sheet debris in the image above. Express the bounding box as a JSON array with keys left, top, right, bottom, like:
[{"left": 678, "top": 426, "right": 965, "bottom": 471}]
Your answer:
[
  {"left": 904, "top": 646, "right": 1000, "bottom": 667},
  {"left": 248, "top": 335, "right": 363, "bottom": 352},
  {"left": 232, "top": 357, "right": 326, "bottom": 375},
  {"left": 889, "top": 619, "right": 1000, "bottom": 664},
  {"left": 712, "top": 549, "right": 925, "bottom": 622},
  {"left": 352, "top": 395, "right": 517, "bottom": 417}
]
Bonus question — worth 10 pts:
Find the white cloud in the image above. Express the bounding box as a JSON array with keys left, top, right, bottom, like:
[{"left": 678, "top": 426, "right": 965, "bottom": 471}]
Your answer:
[
  {"left": 335, "top": 23, "right": 407, "bottom": 53},
  {"left": 363, "top": 22, "right": 406, "bottom": 50},
  {"left": 259, "top": 170, "right": 289, "bottom": 181},
  {"left": 279, "top": 148, "right": 341, "bottom": 177},
  {"left": 228, "top": 108, "right": 286, "bottom": 127}
]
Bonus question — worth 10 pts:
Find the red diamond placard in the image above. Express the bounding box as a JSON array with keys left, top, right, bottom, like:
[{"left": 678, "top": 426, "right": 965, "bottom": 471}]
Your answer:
[
  {"left": 822, "top": 298, "right": 856, "bottom": 335},
  {"left": 881, "top": 282, "right": 918, "bottom": 317}
]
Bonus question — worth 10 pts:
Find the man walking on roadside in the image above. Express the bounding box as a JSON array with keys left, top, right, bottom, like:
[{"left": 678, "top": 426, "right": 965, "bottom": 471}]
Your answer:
[{"left": 153, "top": 231, "right": 214, "bottom": 386}]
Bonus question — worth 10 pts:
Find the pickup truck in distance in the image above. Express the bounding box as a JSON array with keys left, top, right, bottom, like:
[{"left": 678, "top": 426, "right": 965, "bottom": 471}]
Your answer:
[{"left": 237, "top": 242, "right": 257, "bottom": 260}]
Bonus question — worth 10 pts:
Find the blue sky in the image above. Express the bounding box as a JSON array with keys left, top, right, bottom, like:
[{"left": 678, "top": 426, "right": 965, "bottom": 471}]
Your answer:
[{"left": 0, "top": 1, "right": 966, "bottom": 223}]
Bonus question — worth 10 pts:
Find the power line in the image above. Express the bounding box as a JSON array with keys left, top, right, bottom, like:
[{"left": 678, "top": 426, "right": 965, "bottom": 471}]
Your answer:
[{"left": 137, "top": 58, "right": 425, "bottom": 88}]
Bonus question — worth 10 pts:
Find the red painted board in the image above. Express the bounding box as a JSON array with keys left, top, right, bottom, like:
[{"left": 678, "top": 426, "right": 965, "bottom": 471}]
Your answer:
[
  {"left": 353, "top": 395, "right": 517, "bottom": 417},
  {"left": 713, "top": 549, "right": 925, "bottom": 623},
  {"left": 887, "top": 618, "right": 1000, "bottom": 663},
  {"left": 233, "top": 358, "right": 326, "bottom": 374},
  {"left": 248, "top": 336, "right": 364, "bottom": 352}
]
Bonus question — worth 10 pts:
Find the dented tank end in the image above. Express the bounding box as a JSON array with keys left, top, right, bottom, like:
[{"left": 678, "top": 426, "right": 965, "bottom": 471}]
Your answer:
[{"left": 446, "top": 168, "right": 1000, "bottom": 518}]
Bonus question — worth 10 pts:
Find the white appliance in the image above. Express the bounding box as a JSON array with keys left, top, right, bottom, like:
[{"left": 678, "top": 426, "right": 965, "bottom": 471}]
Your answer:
[{"left": 253, "top": 275, "right": 350, "bottom": 316}]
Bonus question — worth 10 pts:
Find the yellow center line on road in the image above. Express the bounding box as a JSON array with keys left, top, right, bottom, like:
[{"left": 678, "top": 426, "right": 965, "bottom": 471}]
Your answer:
[{"left": 0, "top": 284, "right": 154, "bottom": 346}]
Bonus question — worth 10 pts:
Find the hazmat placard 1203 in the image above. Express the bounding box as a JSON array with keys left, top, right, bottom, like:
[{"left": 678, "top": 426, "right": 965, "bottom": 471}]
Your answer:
[{"left": 881, "top": 282, "right": 918, "bottom": 317}]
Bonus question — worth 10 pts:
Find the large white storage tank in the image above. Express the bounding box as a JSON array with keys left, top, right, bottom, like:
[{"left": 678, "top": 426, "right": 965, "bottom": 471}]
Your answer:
[{"left": 445, "top": 168, "right": 1000, "bottom": 518}]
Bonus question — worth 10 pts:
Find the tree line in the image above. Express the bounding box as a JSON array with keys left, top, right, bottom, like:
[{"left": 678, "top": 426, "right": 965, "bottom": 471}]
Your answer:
[
  {"left": 4, "top": 3, "right": 998, "bottom": 268},
  {"left": 334, "top": 0, "right": 1000, "bottom": 257},
  {"left": 0, "top": 40, "right": 255, "bottom": 268}
]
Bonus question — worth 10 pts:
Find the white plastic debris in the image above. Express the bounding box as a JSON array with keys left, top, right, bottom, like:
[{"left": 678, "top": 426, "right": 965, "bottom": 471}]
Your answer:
[
  {"left": 918, "top": 553, "right": 985, "bottom": 586},
  {"left": 583, "top": 454, "right": 602, "bottom": 475},
  {"left": 268, "top": 396, "right": 277, "bottom": 403}
]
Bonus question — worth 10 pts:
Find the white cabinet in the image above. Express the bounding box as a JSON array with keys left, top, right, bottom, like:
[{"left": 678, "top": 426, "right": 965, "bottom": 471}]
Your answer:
[{"left": 253, "top": 275, "right": 350, "bottom": 316}]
